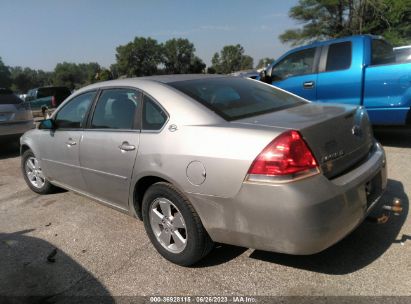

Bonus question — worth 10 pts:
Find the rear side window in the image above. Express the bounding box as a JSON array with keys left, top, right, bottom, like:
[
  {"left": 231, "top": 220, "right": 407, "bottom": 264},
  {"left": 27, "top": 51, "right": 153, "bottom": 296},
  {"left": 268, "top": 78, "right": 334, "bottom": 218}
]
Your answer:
[
  {"left": 169, "top": 77, "right": 305, "bottom": 121},
  {"left": 394, "top": 48, "right": 411, "bottom": 62},
  {"left": 272, "top": 48, "right": 316, "bottom": 80},
  {"left": 142, "top": 95, "right": 167, "bottom": 130},
  {"left": 91, "top": 88, "right": 141, "bottom": 130},
  {"left": 326, "top": 42, "right": 352, "bottom": 71},
  {"left": 371, "top": 39, "right": 396, "bottom": 65},
  {"left": 55, "top": 91, "right": 95, "bottom": 129}
]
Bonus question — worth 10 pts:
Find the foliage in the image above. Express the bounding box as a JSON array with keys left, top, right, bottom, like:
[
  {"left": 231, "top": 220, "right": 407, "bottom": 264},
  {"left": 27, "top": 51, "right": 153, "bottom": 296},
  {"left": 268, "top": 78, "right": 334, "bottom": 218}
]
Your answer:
[
  {"left": 97, "top": 69, "right": 112, "bottom": 81},
  {"left": 256, "top": 57, "right": 276, "bottom": 69},
  {"left": 2, "top": 36, "right": 256, "bottom": 91},
  {"left": 211, "top": 44, "right": 254, "bottom": 74},
  {"left": 0, "top": 57, "right": 12, "bottom": 89},
  {"left": 9, "top": 67, "right": 52, "bottom": 93},
  {"left": 162, "top": 38, "right": 205, "bottom": 74},
  {"left": 53, "top": 62, "right": 103, "bottom": 89},
  {"left": 279, "top": 0, "right": 411, "bottom": 46},
  {"left": 115, "top": 37, "right": 163, "bottom": 77}
]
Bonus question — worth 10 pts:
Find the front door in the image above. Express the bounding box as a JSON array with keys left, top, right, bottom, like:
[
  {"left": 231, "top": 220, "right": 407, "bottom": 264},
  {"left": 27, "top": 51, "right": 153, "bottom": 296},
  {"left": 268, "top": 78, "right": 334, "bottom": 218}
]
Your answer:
[
  {"left": 79, "top": 88, "right": 141, "bottom": 209},
  {"left": 270, "top": 47, "right": 319, "bottom": 101},
  {"left": 40, "top": 91, "right": 96, "bottom": 190}
]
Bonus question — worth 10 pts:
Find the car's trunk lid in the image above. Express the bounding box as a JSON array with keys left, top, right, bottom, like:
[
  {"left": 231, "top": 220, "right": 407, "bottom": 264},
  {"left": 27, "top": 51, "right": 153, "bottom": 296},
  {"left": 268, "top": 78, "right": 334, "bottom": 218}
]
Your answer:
[{"left": 234, "top": 103, "right": 374, "bottom": 179}]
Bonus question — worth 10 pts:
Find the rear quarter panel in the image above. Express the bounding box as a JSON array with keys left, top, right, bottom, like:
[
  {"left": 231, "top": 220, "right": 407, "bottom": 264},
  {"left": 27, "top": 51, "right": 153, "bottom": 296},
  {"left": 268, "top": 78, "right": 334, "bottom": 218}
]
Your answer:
[{"left": 132, "top": 124, "right": 281, "bottom": 198}]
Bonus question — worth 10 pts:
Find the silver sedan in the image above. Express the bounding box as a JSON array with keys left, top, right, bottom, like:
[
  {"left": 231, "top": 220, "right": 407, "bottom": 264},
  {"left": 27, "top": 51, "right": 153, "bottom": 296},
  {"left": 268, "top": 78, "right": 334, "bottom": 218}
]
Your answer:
[{"left": 20, "top": 75, "right": 387, "bottom": 266}]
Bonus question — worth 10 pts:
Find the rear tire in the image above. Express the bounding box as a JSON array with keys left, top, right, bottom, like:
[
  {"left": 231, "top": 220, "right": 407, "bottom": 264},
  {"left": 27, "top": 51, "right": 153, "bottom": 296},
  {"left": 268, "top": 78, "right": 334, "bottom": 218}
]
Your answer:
[
  {"left": 21, "top": 149, "right": 55, "bottom": 194},
  {"left": 142, "top": 182, "right": 214, "bottom": 266}
]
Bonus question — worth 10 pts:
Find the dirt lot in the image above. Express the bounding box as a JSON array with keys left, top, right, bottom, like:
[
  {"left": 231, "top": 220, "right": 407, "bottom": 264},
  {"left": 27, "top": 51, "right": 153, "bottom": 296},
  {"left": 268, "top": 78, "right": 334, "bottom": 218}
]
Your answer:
[{"left": 0, "top": 128, "right": 410, "bottom": 302}]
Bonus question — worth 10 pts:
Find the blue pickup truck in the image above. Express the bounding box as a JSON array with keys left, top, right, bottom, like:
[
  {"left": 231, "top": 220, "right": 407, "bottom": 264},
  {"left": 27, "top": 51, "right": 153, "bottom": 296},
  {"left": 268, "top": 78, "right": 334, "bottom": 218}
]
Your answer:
[{"left": 260, "top": 35, "right": 411, "bottom": 125}]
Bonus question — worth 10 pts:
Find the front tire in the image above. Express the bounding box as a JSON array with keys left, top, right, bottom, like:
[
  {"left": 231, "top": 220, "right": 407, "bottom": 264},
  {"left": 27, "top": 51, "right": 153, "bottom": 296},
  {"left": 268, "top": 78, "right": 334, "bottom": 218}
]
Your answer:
[
  {"left": 142, "top": 182, "right": 214, "bottom": 266},
  {"left": 21, "top": 149, "right": 55, "bottom": 194}
]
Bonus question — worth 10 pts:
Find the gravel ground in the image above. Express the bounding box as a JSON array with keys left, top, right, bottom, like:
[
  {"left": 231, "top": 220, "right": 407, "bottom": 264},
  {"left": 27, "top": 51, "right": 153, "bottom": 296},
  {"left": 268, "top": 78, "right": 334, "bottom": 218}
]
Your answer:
[{"left": 0, "top": 127, "right": 410, "bottom": 302}]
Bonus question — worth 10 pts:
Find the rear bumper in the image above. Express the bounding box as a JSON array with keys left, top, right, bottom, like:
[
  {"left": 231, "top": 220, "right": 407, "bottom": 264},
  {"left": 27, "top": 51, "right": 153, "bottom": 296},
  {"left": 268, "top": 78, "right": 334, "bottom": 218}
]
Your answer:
[
  {"left": 0, "top": 120, "right": 35, "bottom": 137},
  {"left": 189, "top": 142, "right": 387, "bottom": 254}
]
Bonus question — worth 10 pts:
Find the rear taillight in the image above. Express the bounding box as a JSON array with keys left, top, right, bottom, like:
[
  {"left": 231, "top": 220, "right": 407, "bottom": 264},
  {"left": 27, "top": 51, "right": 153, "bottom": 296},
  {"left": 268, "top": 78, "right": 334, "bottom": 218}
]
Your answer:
[
  {"left": 246, "top": 130, "right": 319, "bottom": 183},
  {"left": 51, "top": 96, "right": 56, "bottom": 107}
]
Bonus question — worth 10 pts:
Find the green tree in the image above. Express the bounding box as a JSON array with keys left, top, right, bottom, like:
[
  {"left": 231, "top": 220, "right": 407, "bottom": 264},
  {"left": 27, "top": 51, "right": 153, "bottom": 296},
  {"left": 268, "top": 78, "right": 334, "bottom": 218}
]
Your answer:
[
  {"left": 53, "top": 62, "right": 81, "bottom": 89},
  {"left": 78, "top": 62, "right": 101, "bottom": 84},
  {"left": 190, "top": 56, "right": 206, "bottom": 73},
  {"left": 110, "top": 64, "right": 120, "bottom": 79},
  {"left": 256, "top": 57, "right": 275, "bottom": 69},
  {"left": 211, "top": 44, "right": 254, "bottom": 74},
  {"left": 10, "top": 67, "right": 34, "bottom": 93},
  {"left": 0, "top": 57, "right": 12, "bottom": 89},
  {"left": 53, "top": 62, "right": 104, "bottom": 89},
  {"left": 162, "top": 38, "right": 205, "bottom": 74},
  {"left": 36, "top": 70, "right": 53, "bottom": 87},
  {"left": 280, "top": 0, "right": 411, "bottom": 46},
  {"left": 97, "top": 69, "right": 112, "bottom": 81},
  {"left": 115, "top": 37, "right": 162, "bottom": 77}
]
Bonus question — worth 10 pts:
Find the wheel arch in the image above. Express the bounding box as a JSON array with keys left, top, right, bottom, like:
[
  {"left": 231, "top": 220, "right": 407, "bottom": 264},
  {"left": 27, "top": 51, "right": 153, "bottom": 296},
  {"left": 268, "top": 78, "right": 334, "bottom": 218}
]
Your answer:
[
  {"left": 20, "top": 143, "right": 32, "bottom": 155},
  {"left": 132, "top": 175, "right": 170, "bottom": 220}
]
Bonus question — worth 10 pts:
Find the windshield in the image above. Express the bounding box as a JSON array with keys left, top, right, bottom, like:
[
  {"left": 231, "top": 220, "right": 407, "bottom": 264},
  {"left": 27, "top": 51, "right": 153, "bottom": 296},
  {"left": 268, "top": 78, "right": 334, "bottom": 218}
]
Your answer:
[{"left": 169, "top": 77, "right": 306, "bottom": 121}]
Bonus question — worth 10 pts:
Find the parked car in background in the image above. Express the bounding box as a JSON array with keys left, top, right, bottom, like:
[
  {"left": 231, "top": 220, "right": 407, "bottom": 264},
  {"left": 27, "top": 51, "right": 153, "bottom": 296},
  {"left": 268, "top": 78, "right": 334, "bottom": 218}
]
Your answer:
[
  {"left": 0, "top": 88, "right": 35, "bottom": 142},
  {"left": 21, "top": 75, "right": 387, "bottom": 266},
  {"left": 260, "top": 35, "right": 411, "bottom": 125},
  {"left": 394, "top": 45, "right": 411, "bottom": 63},
  {"left": 26, "top": 86, "right": 71, "bottom": 111}
]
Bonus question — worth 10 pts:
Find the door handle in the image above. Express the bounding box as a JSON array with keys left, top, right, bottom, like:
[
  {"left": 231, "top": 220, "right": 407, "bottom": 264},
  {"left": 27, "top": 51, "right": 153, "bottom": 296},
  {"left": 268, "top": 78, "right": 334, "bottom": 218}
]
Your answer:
[
  {"left": 303, "top": 81, "right": 315, "bottom": 89},
  {"left": 118, "top": 141, "right": 136, "bottom": 152},
  {"left": 65, "top": 138, "right": 77, "bottom": 146}
]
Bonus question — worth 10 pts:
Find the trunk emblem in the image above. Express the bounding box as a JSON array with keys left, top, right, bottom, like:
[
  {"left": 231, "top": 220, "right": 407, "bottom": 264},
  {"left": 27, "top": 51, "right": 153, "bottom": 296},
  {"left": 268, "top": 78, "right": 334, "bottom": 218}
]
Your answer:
[{"left": 322, "top": 150, "right": 345, "bottom": 162}]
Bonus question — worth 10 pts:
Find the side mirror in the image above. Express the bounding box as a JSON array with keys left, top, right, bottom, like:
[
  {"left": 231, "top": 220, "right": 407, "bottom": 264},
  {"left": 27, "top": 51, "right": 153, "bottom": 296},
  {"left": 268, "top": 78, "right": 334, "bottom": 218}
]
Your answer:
[
  {"left": 262, "top": 66, "right": 273, "bottom": 84},
  {"left": 38, "top": 118, "right": 55, "bottom": 130}
]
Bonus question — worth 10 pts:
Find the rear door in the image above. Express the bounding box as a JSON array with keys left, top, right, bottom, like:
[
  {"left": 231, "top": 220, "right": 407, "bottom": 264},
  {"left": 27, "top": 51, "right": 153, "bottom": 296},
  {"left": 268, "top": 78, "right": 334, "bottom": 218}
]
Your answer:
[
  {"left": 79, "top": 88, "right": 141, "bottom": 209},
  {"left": 270, "top": 47, "right": 319, "bottom": 101},
  {"left": 316, "top": 40, "right": 363, "bottom": 105}
]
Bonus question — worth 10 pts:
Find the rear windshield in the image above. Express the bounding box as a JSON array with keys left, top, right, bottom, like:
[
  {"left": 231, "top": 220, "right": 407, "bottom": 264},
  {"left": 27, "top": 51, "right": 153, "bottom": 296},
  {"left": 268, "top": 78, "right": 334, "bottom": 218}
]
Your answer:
[
  {"left": 169, "top": 77, "right": 305, "bottom": 120},
  {"left": 0, "top": 92, "right": 23, "bottom": 105}
]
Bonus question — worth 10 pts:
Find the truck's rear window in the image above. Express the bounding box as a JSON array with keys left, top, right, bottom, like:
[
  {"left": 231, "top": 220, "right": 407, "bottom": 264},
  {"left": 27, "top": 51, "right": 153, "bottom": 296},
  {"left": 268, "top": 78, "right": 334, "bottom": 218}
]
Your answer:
[
  {"left": 168, "top": 77, "right": 306, "bottom": 121},
  {"left": 37, "top": 87, "right": 71, "bottom": 99}
]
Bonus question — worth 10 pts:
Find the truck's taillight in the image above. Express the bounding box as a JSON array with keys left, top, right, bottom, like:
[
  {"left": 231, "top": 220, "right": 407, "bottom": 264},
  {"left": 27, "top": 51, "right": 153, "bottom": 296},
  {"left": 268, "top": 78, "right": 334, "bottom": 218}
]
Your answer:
[
  {"left": 51, "top": 96, "right": 56, "bottom": 107},
  {"left": 246, "top": 130, "right": 319, "bottom": 183}
]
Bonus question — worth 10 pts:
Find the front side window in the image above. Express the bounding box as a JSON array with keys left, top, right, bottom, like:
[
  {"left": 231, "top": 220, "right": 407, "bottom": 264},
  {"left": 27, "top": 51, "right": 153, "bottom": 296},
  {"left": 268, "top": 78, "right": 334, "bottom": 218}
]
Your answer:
[
  {"left": 169, "top": 77, "right": 305, "bottom": 121},
  {"left": 91, "top": 88, "right": 141, "bottom": 130},
  {"left": 371, "top": 39, "right": 396, "bottom": 65},
  {"left": 326, "top": 42, "right": 352, "bottom": 71},
  {"left": 142, "top": 95, "right": 167, "bottom": 130},
  {"left": 272, "top": 48, "right": 316, "bottom": 80},
  {"left": 54, "top": 91, "right": 95, "bottom": 129}
]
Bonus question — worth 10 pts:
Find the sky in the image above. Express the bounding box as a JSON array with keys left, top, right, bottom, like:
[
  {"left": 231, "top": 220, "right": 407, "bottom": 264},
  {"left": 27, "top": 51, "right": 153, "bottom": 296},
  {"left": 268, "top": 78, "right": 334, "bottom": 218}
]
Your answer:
[{"left": 0, "top": 0, "right": 300, "bottom": 71}]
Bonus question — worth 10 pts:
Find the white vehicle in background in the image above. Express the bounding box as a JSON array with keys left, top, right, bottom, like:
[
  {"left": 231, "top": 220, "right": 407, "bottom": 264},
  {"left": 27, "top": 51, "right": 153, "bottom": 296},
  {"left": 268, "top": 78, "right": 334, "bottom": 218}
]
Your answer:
[{"left": 394, "top": 45, "right": 411, "bottom": 62}]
